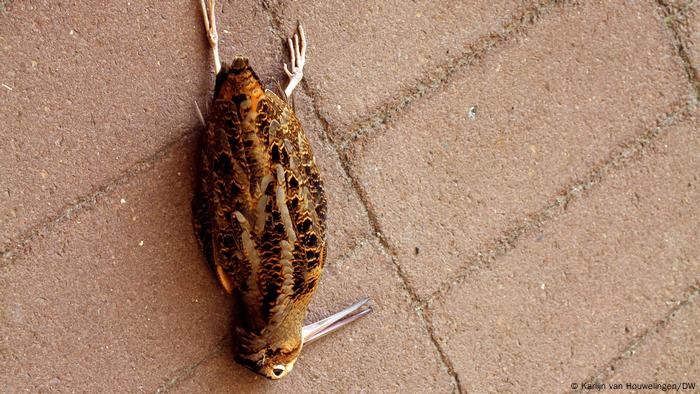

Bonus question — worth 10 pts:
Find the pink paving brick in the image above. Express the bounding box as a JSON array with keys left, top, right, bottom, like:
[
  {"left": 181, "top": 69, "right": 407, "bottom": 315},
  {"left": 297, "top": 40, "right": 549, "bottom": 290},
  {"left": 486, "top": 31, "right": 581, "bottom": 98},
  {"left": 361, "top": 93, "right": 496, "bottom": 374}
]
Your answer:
[
  {"left": 346, "top": 0, "right": 688, "bottom": 299},
  {"left": 430, "top": 116, "right": 700, "bottom": 392}
]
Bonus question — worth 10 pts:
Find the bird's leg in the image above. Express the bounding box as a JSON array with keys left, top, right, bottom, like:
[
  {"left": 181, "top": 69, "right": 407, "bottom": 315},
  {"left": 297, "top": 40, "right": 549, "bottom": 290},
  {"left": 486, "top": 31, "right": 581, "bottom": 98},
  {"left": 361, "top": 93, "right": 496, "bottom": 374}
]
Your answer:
[
  {"left": 301, "top": 298, "right": 372, "bottom": 345},
  {"left": 200, "top": 0, "right": 221, "bottom": 75},
  {"left": 283, "top": 24, "right": 306, "bottom": 99}
]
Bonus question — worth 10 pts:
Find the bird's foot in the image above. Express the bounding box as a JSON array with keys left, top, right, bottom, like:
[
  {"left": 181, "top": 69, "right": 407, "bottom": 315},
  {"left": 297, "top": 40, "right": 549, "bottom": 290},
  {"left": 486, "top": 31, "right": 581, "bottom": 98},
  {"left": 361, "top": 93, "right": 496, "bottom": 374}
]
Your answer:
[
  {"left": 283, "top": 24, "right": 306, "bottom": 99},
  {"left": 200, "top": 0, "right": 221, "bottom": 74}
]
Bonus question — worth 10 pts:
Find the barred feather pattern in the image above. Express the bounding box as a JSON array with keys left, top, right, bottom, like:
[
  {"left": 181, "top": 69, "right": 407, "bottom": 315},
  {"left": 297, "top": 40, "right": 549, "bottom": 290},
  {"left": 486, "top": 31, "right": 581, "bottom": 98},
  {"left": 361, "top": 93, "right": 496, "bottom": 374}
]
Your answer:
[{"left": 192, "top": 57, "right": 327, "bottom": 360}]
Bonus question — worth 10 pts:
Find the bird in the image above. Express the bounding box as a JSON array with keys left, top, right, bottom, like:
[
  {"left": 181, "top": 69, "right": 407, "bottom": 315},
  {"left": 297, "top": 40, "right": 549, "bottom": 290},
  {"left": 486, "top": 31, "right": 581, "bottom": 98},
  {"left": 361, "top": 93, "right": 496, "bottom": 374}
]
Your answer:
[{"left": 191, "top": 0, "right": 372, "bottom": 380}]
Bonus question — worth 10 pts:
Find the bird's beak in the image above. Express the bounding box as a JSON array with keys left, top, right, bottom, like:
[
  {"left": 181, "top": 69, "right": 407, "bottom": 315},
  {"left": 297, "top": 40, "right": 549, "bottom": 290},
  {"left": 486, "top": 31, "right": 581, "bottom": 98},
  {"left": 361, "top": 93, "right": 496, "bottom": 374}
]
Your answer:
[{"left": 302, "top": 298, "right": 373, "bottom": 344}]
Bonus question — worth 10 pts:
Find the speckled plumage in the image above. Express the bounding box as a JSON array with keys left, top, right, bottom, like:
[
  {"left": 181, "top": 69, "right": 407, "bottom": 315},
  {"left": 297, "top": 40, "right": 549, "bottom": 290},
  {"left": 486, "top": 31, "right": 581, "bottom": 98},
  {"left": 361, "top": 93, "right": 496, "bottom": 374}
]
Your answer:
[{"left": 192, "top": 56, "right": 328, "bottom": 377}]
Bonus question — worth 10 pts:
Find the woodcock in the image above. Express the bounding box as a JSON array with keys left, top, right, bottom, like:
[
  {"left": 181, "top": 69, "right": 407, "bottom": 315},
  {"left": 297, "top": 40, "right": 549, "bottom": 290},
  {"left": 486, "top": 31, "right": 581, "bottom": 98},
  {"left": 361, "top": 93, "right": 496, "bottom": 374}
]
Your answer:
[{"left": 191, "top": 0, "right": 372, "bottom": 380}]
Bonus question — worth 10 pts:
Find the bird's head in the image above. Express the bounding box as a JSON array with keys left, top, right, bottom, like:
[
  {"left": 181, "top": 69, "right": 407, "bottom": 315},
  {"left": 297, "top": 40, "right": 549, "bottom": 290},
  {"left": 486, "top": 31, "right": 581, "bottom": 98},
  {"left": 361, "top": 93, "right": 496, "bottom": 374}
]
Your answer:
[{"left": 235, "top": 328, "right": 303, "bottom": 380}]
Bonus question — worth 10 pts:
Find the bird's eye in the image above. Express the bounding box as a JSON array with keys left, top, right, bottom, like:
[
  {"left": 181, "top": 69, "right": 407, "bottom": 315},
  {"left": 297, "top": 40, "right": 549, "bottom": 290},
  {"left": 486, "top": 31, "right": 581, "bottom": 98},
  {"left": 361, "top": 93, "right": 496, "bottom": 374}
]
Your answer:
[{"left": 272, "top": 366, "right": 285, "bottom": 377}]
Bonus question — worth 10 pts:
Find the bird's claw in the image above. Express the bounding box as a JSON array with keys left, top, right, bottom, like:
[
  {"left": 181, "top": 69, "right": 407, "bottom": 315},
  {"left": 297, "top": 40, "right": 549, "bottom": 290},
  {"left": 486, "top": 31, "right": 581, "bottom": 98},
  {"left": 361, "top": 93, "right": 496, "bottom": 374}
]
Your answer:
[
  {"left": 284, "top": 24, "right": 306, "bottom": 98},
  {"left": 200, "top": 0, "right": 221, "bottom": 74}
]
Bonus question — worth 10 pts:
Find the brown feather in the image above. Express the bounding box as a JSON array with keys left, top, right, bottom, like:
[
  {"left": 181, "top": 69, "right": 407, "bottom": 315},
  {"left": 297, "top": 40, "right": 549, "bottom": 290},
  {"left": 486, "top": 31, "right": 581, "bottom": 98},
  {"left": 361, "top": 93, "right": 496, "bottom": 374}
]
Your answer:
[{"left": 192, "top": 57, "right": 327, "bottom": 375}]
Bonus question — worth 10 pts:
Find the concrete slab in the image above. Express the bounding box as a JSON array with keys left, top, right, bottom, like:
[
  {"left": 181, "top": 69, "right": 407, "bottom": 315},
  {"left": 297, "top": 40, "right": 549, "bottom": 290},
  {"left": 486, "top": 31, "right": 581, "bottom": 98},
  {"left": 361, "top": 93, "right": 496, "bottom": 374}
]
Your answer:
[
  {"left": 269, "top": 0, "right": 537, "bottom": 140},
  {"left": 0, "top": 1, "right": 280, "bottom": 247},
  {"left": 429, "top": 116, "right": 700, "bottom": 392},
  {"left": 346, "top": 0, "right": 688, "bottom": 299},
  {"left": 172, "top": 241, "right": 455, "bottom": 393}
]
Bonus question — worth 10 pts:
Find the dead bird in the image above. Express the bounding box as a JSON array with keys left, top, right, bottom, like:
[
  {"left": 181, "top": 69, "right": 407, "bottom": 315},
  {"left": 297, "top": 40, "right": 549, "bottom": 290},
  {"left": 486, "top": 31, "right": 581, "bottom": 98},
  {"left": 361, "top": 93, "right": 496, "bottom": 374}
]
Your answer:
[{"left": 191, "top": 0, "right": 372, "bottom": 380}]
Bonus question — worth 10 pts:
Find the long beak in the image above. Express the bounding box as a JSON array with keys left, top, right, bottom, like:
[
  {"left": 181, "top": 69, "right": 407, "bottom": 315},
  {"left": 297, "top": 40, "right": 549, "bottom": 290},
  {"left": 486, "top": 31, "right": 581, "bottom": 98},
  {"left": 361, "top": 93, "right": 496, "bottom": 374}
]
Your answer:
[{"left": 302, "top": 298, "right": 373, "bottom": 345}]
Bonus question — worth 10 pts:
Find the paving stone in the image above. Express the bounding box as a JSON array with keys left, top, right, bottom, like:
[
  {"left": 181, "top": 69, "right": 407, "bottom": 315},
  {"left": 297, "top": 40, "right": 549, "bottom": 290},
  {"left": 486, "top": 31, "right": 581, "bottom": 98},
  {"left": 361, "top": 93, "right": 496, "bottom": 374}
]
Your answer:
[
  {"left": 430, "top": 116, "right": 700, "bottom": 393},
  {"left": 271, "top": 0, "right": 536, "bottom": 139},
  {"left": 0, "top": 0, "right": 280, "bottom": 246},
  {"left": 0, "top": 141, "right": 231, "bottom": 392},
  {"left": 174, "top": 241, "right": 454, "bottom": 393},
  {"left": 346, "top": 0, "right": 688, "bottom": 299},
  {"left": 603, "top": 295, "right": 700, "bottom": 391}
]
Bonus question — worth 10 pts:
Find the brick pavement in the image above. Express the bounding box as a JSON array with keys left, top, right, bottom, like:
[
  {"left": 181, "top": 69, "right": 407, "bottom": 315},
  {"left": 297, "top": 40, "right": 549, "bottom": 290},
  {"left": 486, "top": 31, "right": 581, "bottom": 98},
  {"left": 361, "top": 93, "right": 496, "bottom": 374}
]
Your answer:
[{"left": 1, "top": 1, "right": 698, "bottom": 393}]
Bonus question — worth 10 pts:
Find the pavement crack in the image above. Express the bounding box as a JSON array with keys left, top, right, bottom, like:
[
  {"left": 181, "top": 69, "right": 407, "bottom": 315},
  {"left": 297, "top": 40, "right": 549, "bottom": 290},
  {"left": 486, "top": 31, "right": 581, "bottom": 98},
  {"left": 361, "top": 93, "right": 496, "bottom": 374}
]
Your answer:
[
  {"left": 427, "top": 101, "right": 692, "bottom": 306},
  {"left": 571, "top": 283, "right": 700, "bottom": 393},
  {"left": 334, "top": 0, "right": 569, "bottom": 151},
  {"left": 1, "top": 130, "right": 197, "bottom": 267},
  {"left": 656, "top": 0, "right": 700, "bottom": 105},
  {"left": 153, "top": 336, "right": 228, "bottom": 394}
]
